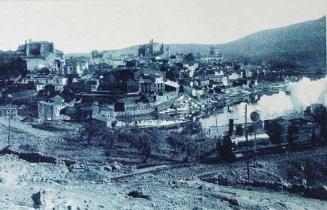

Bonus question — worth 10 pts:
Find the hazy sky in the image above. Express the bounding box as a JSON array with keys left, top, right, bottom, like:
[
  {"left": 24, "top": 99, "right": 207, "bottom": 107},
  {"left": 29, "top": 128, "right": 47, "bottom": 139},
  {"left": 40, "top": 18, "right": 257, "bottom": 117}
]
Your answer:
[{"left": 0, "top": 0, "right": 326, "bottom": 53}]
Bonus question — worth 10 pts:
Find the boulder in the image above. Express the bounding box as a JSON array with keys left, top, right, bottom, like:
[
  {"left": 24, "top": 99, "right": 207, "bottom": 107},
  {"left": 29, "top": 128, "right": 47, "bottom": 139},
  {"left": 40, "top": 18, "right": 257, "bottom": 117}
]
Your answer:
[
  {"left": 127, "top": 190, "right": 151, "bottom": 200},
  {"left": 168, "top": 180, "right": 179, "bottom": 188},
  {"left": 31, "top": 191, "right": 46, "bottom": 209},
  {"left": 224, "top": 197, "right": 239, "bottom": 206},
  {"left": 104, "top": 165, "right": 112, "bottom": 172},
  {"left": 112, "top": 161, "right": 123, "bottom": 171}
]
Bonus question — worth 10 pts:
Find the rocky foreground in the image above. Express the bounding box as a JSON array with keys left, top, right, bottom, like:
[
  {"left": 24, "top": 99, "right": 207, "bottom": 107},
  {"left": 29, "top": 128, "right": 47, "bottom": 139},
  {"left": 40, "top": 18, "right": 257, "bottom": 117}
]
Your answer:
[
  {"left": 0, "top": 119, "right": 327, "bottom": 209},
  {"left": 0, "top": 146, "right": 327, "bottom": 210}
]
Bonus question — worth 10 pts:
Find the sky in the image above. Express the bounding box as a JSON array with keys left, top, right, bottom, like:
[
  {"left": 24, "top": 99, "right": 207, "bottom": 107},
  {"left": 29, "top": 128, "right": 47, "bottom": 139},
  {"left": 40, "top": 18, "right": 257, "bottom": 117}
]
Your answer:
[{"left": 0, "top": 0, "right": 326, "bottom": 53}]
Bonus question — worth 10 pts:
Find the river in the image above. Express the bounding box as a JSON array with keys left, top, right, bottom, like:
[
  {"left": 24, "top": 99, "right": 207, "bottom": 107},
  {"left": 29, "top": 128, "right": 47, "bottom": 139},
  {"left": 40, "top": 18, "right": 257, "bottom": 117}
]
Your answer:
[{"left": 200, "top": 76, "right": 327, "bottom": 128}]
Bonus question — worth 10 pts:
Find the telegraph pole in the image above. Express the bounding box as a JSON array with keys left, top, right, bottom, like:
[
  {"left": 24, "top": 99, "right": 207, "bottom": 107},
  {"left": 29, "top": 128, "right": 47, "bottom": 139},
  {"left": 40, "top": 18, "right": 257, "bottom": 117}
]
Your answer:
[
  {"left": 253, "top": 125, "right": 256, "bottom": 166},
  {"left": 0, "top": 105, "right": 17, "bottom": 147},
  {"left": 7, "top": 117, "right": 11, "bottom": 146},
  {"left": 244, "top": 103, "right": 250, "bottom": 181},
  {"left": 250, "top": 111, "right": 260, "bottom": 167}
]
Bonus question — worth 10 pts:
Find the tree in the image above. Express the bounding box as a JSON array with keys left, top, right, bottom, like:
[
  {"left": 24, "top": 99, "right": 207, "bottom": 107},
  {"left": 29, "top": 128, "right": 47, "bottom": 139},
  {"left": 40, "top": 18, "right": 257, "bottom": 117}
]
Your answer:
[
  {"left": 214, "top": 86, "right": 222, "bottom": 94},
  {"left": 183, "top": 142, "right": 198, "bottom": 162},
  {"left": 139, "top": 134, "right": 151, "bottom": 163},
  {"left": 0, "top": 56, "right": 27, "bottom": 80},
  {"left": 167, "top": 134, "right": 185, "bottom": 158},
  {"left": 125, "top": 60, "right": 137, "bottom": 67},
  {"left": 62, "top": 81, "right": 88, "bottom": 101},
  {"left": 102, "top": 129, "right": 115, "bottom": 149},
  {"left": 233, "top": 64, "right": 241, "bottom": 71},
  {"left": 39, "top": 67, "right": 50, "bottom": 75},
  {"left": 38, "top": 84, "right": 56, "bottom": 98},
  {"left": 182, "top": 121, "right": 203, "bottom": 135},
  {"left": 166, "top": 133, "right": 200, "bottom": 162},
  {"left": 81, "top": 125, "right": 100, "bottom": 145}
]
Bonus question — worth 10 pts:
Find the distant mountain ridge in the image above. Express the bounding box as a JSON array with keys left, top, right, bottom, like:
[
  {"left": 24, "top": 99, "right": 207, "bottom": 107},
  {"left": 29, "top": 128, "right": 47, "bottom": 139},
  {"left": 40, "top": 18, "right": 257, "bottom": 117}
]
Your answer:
[{"left": 69, "top": 16, "right": 326, "bottom": 72}]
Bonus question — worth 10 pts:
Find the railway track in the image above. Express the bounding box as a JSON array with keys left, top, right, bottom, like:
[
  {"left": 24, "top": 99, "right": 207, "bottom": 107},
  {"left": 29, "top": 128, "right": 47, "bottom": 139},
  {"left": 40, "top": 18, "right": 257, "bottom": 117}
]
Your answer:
[
  {"left": 111, "top": 142, "right": 326, "bottom": 182},
  {"left": 111, "top": 162, "right": 194, "bottom": 181}
]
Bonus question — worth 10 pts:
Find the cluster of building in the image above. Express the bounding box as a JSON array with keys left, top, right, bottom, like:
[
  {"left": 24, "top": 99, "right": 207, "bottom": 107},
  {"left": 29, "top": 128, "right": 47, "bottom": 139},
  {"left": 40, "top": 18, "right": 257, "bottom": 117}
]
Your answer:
[
  {"left": 0, "top": 39, "right": 266, "bottom": 129},
  {"left": 1, "top": 40, "right": 89, "bottom": 75}
]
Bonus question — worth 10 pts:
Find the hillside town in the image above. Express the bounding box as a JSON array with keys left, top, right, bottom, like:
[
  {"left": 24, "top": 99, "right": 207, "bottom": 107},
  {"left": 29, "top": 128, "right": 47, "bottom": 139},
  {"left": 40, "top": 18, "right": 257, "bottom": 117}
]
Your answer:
[
  {"left": 0, "top": 40, "right": 286, "bottom": 126},
  {"left": 1, "top": 39, "right": 325, "bottom": 134}
]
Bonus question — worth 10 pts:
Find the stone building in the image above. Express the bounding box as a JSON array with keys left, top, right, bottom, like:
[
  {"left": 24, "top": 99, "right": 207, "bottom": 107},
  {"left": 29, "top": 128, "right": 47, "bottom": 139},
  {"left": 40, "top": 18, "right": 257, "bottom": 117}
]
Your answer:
[
  {"left": 16, "top": 40, "right": 54, "bottom": 58},
  {"left": 38, "top": 95, "right": 67, "bottom": 121},
  {"left": 16, "top": 40, "right": 59, "bottom": 71},
  {"left": 138, "top": 39, "right": 169, "bottom": 58}
]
